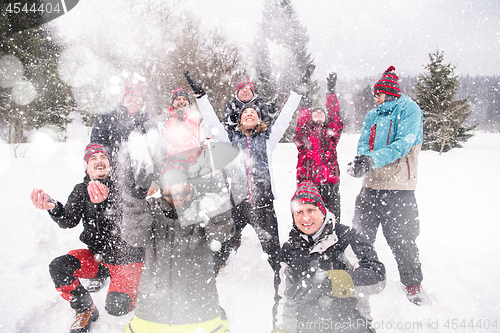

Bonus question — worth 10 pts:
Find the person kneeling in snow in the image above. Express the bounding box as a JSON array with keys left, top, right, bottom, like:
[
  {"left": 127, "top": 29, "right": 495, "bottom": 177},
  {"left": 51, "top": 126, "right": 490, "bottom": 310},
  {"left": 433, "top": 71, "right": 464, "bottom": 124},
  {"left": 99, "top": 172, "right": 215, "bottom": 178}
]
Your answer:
[
  {"left": 120, "top": 157, "right": 234, "bottom": 332},
  {"left": 272, "top": 181, "right": 386, "bottom": 333},
  {"left": 30, "top": 143, "right": 144, "bottom": 333}
]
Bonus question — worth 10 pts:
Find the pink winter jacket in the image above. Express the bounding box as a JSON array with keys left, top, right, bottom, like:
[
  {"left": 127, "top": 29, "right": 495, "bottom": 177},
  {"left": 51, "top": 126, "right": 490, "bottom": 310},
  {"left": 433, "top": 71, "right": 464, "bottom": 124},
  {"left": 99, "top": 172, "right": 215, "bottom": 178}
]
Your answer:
[{"left": 294, "top": 93, "right": 344, "bottom": 185}]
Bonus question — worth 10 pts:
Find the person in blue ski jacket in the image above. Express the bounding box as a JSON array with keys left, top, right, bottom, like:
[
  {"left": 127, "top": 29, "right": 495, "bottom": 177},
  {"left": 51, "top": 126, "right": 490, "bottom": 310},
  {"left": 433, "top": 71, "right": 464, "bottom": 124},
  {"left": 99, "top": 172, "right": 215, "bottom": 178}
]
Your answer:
[
  {"left": 183, "top": 67, "right": 313, "bottom": 285},
  {"left": 347, "top": 66, "right": 424, "bottom": 305}
]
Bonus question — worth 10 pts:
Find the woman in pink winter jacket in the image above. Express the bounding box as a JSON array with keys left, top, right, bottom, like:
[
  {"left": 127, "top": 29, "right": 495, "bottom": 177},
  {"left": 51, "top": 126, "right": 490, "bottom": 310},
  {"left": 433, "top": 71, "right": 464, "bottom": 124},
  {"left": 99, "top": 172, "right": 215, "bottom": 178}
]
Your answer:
[{"left": 294, "top": 73, "right": 344, "bottom": 224}]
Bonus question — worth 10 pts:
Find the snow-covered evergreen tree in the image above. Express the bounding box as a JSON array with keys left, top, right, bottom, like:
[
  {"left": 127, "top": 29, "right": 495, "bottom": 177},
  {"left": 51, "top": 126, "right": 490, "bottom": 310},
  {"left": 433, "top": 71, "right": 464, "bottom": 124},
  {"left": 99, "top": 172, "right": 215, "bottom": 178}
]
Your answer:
[
  {"left": 0, "top": 23, "right": 76, "bottom": 143},
  {"left": 253, "top": 0, "right": 318, "bottom": 141},
  {"left": 414, "top": 50, "right": 476, "bottom": 153}
]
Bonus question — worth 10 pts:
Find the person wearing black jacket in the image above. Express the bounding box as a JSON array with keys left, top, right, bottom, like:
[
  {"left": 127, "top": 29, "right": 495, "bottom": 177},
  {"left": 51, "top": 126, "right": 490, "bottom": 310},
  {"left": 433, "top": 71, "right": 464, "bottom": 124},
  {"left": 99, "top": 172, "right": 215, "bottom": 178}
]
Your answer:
[
  {"left": 221, "top": 78, "right": 278, "bottom": 133},
  {"left": 272, "top": 182, "right": 386, "bottom": 333},
  {"left": 90, "top": 80, "right": 149, "bottom": 160},
  {"left": 30, "top": 143, "right": 143, "bottom": 333}
]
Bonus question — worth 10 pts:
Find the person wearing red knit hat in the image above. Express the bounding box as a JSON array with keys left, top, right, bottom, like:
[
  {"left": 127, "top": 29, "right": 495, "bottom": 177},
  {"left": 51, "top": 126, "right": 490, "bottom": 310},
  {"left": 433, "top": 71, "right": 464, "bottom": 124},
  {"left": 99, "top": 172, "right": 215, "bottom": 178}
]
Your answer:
[
  {"left": 30, "top": 143, "right": 144, "bottom": 333},
  {"left": 347, "top": 66, "right": 425, "bottom": 305},
  {"left": 271, "top": 181, "right": 386, "bottom": 333}
]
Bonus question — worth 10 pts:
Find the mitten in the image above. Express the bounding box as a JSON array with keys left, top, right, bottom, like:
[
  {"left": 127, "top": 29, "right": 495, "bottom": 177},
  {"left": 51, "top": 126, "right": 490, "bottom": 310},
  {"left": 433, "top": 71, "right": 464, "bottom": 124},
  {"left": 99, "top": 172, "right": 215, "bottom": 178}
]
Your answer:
[
  {"left": 347, "top": 155, "right": 374, "bottom": 178},
  {"left": 183, "top": 71, "right": 206, "bottom": 98},
  {"left": 327, "top": 72, "right": 337, "bottom": 94},
  {"left": 325, "top": 270, "right": 354, "bottom": 298}
]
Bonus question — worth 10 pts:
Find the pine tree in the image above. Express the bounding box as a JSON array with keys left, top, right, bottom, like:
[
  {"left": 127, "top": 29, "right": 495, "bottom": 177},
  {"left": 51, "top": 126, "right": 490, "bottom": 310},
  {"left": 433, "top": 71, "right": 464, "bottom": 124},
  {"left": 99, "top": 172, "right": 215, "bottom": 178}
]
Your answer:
[
  {"left": 254, "top": 0, "right": 318, "bottom": 142},
  {"left": 414, "top": 50, "right": 476, "bottom": 153},
  {"left": 0, "top": 20, "right": 76, "bottom": 143}
]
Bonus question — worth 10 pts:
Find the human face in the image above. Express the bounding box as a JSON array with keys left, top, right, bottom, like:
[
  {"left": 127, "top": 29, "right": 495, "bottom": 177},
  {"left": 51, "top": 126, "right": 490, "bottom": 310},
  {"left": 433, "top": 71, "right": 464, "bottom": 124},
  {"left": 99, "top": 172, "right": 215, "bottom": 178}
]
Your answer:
[
  {"left": 374, "top": 92, "right": 386, "bottom": 104},
  {"left": 161, "top": 182, "right": 193, "bottom": 207},
  {"left": 237, "top": 85, "right": 254, "bottom": 103},
  {"left": 172, "top": 95, "right": 189, "bottom": 110},
  {"left": 86, "top": 153, "right": 110, "bottom": 180},
  {"left": 122, "top": 92, "right": 144, "bottom": 115},
  {"left": 311, "top": 109, "right": 326, "bottom": 125},
  {"left": 293, "top": 203, "right": 325, "bottom": 235},
  {"left": 240, "top": 108, "right": 259, "bottom": 130}
]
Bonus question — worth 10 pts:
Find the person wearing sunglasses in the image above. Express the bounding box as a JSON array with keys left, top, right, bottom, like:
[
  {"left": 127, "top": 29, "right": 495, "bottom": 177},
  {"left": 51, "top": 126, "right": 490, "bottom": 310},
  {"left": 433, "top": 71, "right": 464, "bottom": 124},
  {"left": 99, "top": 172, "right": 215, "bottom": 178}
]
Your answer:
[{"left": 120, "top": 157, "right": 234, "bottom": 332}]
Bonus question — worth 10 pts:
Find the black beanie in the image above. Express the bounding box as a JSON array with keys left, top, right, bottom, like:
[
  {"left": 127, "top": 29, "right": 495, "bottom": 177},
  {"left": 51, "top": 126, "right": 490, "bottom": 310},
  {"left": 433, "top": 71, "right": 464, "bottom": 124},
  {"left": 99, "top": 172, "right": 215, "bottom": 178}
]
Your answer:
[
  {"left": 373, "top": 66, "right": 401, "bottom": 98},
  {"left": 170, "top": 86, "right": 191, "bottom": 106},
  {"left": 238, "top": 103, "right": 262, "bottom": 121}
]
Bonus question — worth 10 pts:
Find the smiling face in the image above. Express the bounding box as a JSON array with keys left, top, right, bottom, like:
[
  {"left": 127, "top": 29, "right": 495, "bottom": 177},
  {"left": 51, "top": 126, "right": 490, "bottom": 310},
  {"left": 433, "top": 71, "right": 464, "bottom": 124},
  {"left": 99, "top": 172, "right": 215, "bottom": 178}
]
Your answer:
[
  {"left": 172, "top": 95, "right": 189, "bottom": 110},
  {"left": 311, "top": 109, "right": 326, "bottom": 125},
  {"left": 240, "top": 107, "right": 259, "bottom": 130},
  {"left": 86, "top": 153, "right": 111, "bottom": 180},
  {"left": 122, "top": 92, "right": 144, "bottom": 115},
  {"left": 293, "top": 203, "right": 325, "bottom": 235},
  {"left": 237, "top": 85, "right": 254, "bottom": 103},
  {"left": 161, "top": 182, "right": 193, "bottom": 207}
]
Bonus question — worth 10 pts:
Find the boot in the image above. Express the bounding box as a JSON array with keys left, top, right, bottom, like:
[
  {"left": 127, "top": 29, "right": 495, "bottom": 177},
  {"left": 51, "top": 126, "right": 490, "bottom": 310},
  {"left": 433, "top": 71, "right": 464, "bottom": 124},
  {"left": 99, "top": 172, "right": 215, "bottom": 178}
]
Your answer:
[
  {"left": 406, "top": 285, "right": 423, "bottom": 305},
  {"left": 70, "top": 303, "right": 99, "bottom": 333}
]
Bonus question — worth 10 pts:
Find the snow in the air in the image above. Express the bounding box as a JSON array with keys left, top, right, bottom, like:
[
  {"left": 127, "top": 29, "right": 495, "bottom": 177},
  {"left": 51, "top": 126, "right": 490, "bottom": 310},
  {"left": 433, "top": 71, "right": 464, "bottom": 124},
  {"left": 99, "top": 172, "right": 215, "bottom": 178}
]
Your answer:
[{"left": 0, "top": 117, "right": 499, "bottom": 332}]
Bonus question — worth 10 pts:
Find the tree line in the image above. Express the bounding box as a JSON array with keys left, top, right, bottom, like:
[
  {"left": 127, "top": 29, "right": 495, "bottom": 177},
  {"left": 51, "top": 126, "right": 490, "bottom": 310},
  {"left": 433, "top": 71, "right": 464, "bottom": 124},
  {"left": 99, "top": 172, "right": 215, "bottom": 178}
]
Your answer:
[{"left": 1, "top": 0, "right": 498, "bottom": 153}]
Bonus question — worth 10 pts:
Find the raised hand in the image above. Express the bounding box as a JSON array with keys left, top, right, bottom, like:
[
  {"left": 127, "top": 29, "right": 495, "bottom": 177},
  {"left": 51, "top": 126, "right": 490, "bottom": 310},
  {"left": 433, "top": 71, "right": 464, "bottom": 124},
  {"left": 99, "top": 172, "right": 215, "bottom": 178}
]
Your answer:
[
  {"left": 30, "top": 189, "right": 56, "bottom": 210},
  {"left": 87, "top": 180, "right": 109, "bottom": 204},
  {"left": 183, "top": 71, "right": 206, "bottom": 98}
]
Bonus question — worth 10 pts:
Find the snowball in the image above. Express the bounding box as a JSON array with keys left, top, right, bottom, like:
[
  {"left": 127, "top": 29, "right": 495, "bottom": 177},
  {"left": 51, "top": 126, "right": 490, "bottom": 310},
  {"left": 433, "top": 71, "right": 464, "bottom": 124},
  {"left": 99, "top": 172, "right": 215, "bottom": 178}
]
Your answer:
[
  {"left": 0, "top": 55, "right": 24, "bottom": 88},
  {"left": 210, "top": 240, "right": 221, "bottom": 252},
  {"left": 11, "top": 80, "right": 37, "bottom": 105}
]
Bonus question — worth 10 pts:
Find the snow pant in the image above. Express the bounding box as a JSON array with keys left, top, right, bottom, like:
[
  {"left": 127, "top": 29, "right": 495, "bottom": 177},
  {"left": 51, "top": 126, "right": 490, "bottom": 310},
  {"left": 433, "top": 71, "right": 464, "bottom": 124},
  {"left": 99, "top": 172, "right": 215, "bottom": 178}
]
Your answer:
[
  {"left": 214, "top": 198, "right": 281, "bottom": 283},
  {"left": 124, "top": 315, "right": 229, "bottom": 333},
  {"left": 352, "top": 187, "right": 423, "bottom": 287},
  {"left": 317, "top": 182, "right": 341, "bottom": 224},
  {"left": 49, "top": 249, "right": 143, "bottom": 316}
]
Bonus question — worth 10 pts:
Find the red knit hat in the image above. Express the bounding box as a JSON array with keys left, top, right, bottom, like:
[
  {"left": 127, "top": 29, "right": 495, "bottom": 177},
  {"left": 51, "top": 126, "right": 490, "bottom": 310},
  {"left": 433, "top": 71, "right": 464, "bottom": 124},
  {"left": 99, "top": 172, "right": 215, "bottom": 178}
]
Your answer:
[
  {"left": 83, "top": 143, "right": 110, "bottom": 163},
  {"left": 122, "top": 80, "right": 146, "bottom": 99},
  {"left": 290, "top": 181, "right": 327, "bottom": 216},
  {"left": 373, "top": 66, "right": 401, "bottom": 98},
  {"left": 159, "top": 156, "right": 190, "bottom": 187},
  {"left": 236, "top": 78, "right": 255, "bottom": 94}
]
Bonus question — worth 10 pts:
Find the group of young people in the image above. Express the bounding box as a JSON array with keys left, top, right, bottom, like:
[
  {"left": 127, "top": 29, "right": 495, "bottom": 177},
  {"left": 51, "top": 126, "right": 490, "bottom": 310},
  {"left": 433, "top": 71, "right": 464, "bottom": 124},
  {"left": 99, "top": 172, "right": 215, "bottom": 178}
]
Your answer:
[{"left": 30, "top": 65, "right": 424, "bottom": 333}]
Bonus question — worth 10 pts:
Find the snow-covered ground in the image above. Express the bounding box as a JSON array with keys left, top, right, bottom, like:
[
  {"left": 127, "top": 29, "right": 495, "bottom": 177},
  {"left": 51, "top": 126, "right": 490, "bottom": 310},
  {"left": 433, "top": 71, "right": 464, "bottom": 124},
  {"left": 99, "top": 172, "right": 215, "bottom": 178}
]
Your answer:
[{"left": 1, "top": 125, "right": 499, "bottom": 333}]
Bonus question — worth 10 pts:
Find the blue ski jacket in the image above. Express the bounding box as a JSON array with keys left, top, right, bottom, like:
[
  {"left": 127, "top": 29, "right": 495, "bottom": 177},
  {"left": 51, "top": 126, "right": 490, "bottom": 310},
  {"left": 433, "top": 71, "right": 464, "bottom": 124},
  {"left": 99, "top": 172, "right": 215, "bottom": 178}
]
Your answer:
[{"left": 357, "top": 94, "right": 423, "bottom": 190}]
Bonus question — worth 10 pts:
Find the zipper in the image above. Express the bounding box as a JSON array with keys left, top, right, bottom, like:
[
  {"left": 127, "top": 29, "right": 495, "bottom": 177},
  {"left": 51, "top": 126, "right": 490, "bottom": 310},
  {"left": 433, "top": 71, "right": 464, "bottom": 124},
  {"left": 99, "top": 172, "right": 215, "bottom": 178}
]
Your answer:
[
  {"left": 386, "top": 120, "right": 393, "bottom": 146},
  {"left": 246, "top": 137, "right": 252, "bottom": 205}
]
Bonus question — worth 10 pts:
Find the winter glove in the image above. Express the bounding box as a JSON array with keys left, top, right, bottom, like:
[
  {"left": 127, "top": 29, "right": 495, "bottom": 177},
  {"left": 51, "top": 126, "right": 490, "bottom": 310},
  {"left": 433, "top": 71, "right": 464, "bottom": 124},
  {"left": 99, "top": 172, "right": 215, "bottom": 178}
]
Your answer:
[
  {"left": 288, "top": 270, "right": 331, "bottom": 305},
  {"left": 347, "top": 155, "right": 374, "bottom": 178},
  {"left": 293, "top": 64, "right": 315, "bottom": 95},
  {"left": 183, "top": 71, "right": 206, "bottom": 98},
  {"left": 327, "top": 72, "right": 337, "bottom": 94},
  {"left": 268, "top": 93, "right": 279, "bottom": 115},
  {"left": 325, "top": 270, "right": 354, "bottom": 298},
  {"left": 299, "top": 92, "right": 313, "bottom": 109}
]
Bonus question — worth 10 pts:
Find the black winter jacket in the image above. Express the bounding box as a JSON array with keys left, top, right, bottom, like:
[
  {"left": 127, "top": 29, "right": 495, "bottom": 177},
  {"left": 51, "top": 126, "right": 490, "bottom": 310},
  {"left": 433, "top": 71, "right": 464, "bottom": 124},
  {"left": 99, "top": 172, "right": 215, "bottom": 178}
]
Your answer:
[
  {"left": 90, "top": 104, "right": 149, "bottom": 159},
  {"left": 274, "top": 213, "right": 386, "bottom": 332},
  {"left": 49, "top": 175, "right": 143, "bottom": 265}
]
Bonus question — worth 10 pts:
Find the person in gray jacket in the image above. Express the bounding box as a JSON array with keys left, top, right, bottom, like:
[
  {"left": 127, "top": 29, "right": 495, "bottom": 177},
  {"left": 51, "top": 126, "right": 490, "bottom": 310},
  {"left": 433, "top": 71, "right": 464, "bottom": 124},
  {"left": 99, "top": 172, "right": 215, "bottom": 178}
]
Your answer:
[
  {"left": 272, "top": 181, "right": 386, "bottom": 333},
  {"left": 120, "top": 157, "right": 234, "bottom": 332}
]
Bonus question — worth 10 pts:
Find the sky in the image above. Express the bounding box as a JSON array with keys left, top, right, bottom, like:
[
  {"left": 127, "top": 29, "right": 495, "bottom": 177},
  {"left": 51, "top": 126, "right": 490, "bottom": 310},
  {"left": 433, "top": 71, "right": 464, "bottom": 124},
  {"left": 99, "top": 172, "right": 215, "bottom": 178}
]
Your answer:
[
  {"left": 182, "top": 0, "right": 500, "bottom": 79},
  {"left": 49, "top": 0, "right": 500, "bottom": 84}
]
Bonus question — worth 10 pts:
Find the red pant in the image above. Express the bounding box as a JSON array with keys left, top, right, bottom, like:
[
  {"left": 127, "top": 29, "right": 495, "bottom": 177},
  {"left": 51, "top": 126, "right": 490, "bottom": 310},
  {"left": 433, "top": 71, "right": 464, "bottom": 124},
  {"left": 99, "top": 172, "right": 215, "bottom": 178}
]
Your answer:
[{"left": 55, "top": 249, "right": 143, "bottom": 312}]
